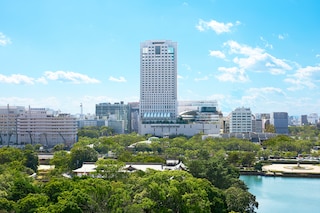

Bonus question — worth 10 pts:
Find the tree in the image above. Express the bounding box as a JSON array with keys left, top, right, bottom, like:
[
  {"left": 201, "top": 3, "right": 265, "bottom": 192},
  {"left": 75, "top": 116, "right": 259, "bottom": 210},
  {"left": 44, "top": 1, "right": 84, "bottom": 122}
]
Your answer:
[
  {"left": 0, "top": 147, "right": 24, "bottom": 165},
  {"left": 227, "top": 151, "right": 241, "bottom": 166},
  {"left": 240, "top": 152, "right": 256, "bottom": 167},
  {"left": 265, "top": 124, "right": 275, "bottom": 133},
  {"left": 23, "top": 150, "right": 39, "bottom": 173},
  {"left": 50, "top": 150, "right": 70, "bottom": 172},
  {"left": 94, "top": 159, "right": 127, "bottom": 180},
  {"left": 16, "top": 193, "right": 49, "bottom": 213},
  {"left": 8, "top": 175, "right": 38, "bottom": 201},
  {"left": 225, "top": 186, "right": 258, "bottom": 213},
  {"left": 77, "top": 127, "right": 100, "bottom": 138},
  {"left": 188, "top": 156, "right": 239, "bottom": 189},
  {"left": 100, "top": 126, "right": 114, "bottom": 136},
  {"left": 131, "top": 170, "right": 224, "bottom": 212},
  {"left": 0, "top": 197, "right": 15, "bottom": 213},
  {"left": 69, "top": 146, "right": 98, "bottom": 169},
  {"left": 42, "top": 178, "right": 73, "bottom": 202}
]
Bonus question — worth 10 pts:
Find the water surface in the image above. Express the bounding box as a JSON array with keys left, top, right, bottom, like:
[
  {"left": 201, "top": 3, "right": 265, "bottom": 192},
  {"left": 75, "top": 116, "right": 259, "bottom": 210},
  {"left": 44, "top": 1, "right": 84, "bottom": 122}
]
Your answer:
[{"left": 240, "top": 175, "right": 320, "bottom": 213}]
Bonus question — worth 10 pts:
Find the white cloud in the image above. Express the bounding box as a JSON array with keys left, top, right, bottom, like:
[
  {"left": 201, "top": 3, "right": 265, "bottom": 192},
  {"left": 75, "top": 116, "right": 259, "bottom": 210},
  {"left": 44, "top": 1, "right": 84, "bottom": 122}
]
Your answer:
[
  {"left": 196, "top": 19, "right": 240, "bottom": 34},
  {"left": 36, "top": 77, "right": 48, "bottom": 84},
  {"left": 182, "top": 64, "right": 192, "bottom": 71},
  {"left": 0, "top": 74, "right": 35, "bottom": 84},
  {"left": 177, "top": 75, "right": 183, "bottom": 79},
  {"left": 224, "top": 40, "right": 291, "bottom": 75},
  {"left": 209, "top": 50, "right": 226, "bottom": 59},
  {"left": 0, "top": 71, "right": 100, "bottom": 85},
  {"left": 316, "top": 54, "right": 320, "bottom": 58},
  {"left": 278, "top": 33, "right": 288, "bottom": 40},
  {"left": 216, "top": 67, "right": 249, "bottom": 82},
  {"left": 0, "top": 96, "right": 61, "bottom": 110},
  {"left": 108, "top": 76, "right": 127, "bottom": 82},
  {"left": 247, "top": 87, "right": 286, "bottom": 96},
  {"left": 194, "top": 76, "right": 209, "bottom": 82},
  {"left": 44, "top": 71, "right": 100, "bottom": 84},
  {"left": 285, "top": 65, "right": 320, "bottom": 90},
  {"left": 0, "top": 32, "right": 11, "bottom": 46},
  {"left": 260, "top": 36, "right": 273, "bottom": 49}
]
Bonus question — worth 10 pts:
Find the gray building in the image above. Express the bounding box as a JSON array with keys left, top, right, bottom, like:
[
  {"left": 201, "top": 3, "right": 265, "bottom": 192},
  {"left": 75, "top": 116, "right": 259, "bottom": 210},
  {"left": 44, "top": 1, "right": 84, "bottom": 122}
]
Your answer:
[
  {"left": 270, "top": 112, "right": 288, "bottom": 134},
  {"left": 301, "top": 115, "right": 308, "bottom": 126},
  {"left": 128, "top": 102, "right": 139, "bottom": 133},
  {"left": 95, "top": 102, "right": 130, "bottom": 133}
]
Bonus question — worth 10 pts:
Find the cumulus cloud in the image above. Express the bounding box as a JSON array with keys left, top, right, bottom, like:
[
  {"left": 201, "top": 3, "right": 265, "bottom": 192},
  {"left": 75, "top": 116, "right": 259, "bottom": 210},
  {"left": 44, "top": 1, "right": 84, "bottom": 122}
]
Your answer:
[
  {"left": 216, "top": 67, "right": 249, "bottom": 82},
  {"left": 260, "top": 36, "right": 273, "bottom": 49},
  {"left": 0, "top": 32, "right": 11, "bottom": 46},
  {"left": 196, "top": 19, "right": 240, "bottom": 34},
  {"left": 108, "top": 76, "right": 127, "bottom": 82},
  {"left": 0, "top": 74, "right": 35, "bottom": 84},
  {"left": 224, "top": 40, "right": 291, "bottom": 74},
  {"left": 209, "top": 50, "right": 226, "bottom": 59},
  {"left": 285, "top": 65, "right": 320, "bottom": 90},
  {"left": 194, "top": 76, "right": 209, "bottom": 82},
  {"left": 278, "top": 33, "right": 288, "bottom": 40},
  {"left": 182, "top": 64, "right": 192, "bottom": 71},
  {"left": 44, "top": 71, "right": 100, "bottom": 84},
  {"left": 247, "top": 87, "right": 286, "bottom": 96},
  {"left": 0, "top": 71, "right": 100, "bottom": 85}
]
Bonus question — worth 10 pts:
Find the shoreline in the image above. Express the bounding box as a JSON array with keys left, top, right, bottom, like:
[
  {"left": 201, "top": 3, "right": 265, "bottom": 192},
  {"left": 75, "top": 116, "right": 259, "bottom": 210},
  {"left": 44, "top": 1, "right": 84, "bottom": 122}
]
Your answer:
[{"left": 240, "top": 163, "right": 320, "bottom": 178}]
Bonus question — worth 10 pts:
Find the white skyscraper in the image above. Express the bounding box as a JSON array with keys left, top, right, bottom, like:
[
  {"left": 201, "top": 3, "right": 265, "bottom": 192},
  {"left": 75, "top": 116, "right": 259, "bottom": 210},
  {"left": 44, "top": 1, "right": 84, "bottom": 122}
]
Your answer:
[{"left": 140, "top": 40, "right": 177, "bottom": 123}]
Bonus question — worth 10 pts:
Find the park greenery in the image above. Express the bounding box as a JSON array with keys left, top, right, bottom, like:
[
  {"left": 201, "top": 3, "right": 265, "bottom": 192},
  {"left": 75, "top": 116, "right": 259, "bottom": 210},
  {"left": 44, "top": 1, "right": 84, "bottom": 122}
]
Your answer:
[{"left": 0, "top": 125, "right": 319, "bottom": 213}]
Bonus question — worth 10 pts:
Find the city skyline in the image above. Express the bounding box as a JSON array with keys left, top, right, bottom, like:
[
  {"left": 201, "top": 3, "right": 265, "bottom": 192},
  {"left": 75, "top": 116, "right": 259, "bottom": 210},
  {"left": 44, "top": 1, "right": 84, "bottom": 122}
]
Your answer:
[{"left": 1, "top": 0, "right": 320, "bottom": 116}]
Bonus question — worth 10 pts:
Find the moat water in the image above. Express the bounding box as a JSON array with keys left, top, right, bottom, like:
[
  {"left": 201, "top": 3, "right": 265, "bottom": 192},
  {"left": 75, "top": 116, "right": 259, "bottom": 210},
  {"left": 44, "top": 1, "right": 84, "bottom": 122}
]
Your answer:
[{"left": 240, "top": 175, "right": 320, "bottom": 213}]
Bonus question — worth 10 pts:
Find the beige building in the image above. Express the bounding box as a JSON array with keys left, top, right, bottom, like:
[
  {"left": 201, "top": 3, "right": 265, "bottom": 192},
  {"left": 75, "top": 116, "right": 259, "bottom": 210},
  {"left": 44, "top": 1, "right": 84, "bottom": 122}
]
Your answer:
[
  {"left": 17, "top": 107, "right": 77, "bottom": 147},
  {"left": 0, "top": 105, "right": 25, "bottom": 145},
  {"left": 0, "top": 106, "right": 77, "bottom": 147}
]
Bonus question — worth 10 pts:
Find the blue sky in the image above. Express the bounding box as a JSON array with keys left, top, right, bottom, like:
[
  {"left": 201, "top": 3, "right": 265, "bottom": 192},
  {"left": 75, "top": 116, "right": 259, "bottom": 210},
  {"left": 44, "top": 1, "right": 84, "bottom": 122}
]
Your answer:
[{"left": 0, "top": 0, "right": 319, "bottom": 116}]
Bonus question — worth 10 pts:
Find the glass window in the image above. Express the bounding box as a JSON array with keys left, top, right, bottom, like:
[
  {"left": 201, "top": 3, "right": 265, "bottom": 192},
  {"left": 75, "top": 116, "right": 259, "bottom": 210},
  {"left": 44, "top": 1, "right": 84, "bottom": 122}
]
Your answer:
[
  {"left": 155, "top": 46, "right": 161, "bottom": 54},
  {"left": 142, "top": 47, "right": 148, "bottom": 54}
]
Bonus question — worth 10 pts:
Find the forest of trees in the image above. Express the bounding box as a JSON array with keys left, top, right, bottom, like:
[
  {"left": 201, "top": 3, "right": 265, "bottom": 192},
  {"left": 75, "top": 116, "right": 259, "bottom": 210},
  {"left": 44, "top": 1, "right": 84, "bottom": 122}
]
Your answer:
[{"left": 0, "top": 125, "right": 319, "bottom": 213}]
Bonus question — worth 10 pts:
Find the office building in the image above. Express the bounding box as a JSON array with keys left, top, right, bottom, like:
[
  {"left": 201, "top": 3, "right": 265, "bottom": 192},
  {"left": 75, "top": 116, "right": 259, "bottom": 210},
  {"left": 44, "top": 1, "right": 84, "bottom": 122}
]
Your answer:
[
  {"left": 178, "top": 101, "right": 221, "bottom": 124},
  {"left": 230, "top": 107, "right": 252, "bottom": 133},
  {"left": 138, "top": 40, "right": 221, "bottom": 137},
  {"left": 0, "top": 105, "right": 24, "bottom": 145},
  {"left": 95, "top": 102, "right": 130, "bottom": 133},
  {"left": 139, "top": 40, "right": 177, "bottom": 123},
  {"left": 307, "top": 113, "right": 319, "bottom": 125},
  {"left": 270, "top": 112, "right": 288, "bottom": 134},
  {"left": 128, "top": 102, "right": 139, "bottom": 133},
  {"left": 17, "top": 107, "right": 77, "bottom": 147},
  {"left": 301, "top": 115, "right": 308, "bottom": 126}
]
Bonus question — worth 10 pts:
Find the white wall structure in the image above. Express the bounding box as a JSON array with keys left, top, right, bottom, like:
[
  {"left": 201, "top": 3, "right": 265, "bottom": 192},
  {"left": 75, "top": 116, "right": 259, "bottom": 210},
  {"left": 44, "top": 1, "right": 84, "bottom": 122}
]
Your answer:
[
  {"left": 139, "top": 123, "right": 220, "bottom": 137},
  {"left": 307, "top": 113, "right": 319, "bottom": 125},
  {"left": 230, "top": 107, "right": 252, "bottom": 133},
  {"left": 139, "top": 40, "right": 177, "bottom": 124}
]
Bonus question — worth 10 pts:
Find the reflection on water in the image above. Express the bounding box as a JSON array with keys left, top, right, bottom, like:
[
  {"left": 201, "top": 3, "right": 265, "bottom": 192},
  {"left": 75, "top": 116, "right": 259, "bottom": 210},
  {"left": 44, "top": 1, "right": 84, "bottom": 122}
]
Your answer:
[{"left": 240, "top": 175, "right": 320, "bottom": 213}]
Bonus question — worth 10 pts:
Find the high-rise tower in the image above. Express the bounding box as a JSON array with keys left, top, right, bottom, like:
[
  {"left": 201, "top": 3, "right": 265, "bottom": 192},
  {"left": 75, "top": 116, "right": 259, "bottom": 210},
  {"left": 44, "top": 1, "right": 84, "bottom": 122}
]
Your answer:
[{"left": 140, "top": 40, "right": 177, "bottom": 123}]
